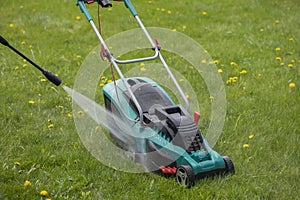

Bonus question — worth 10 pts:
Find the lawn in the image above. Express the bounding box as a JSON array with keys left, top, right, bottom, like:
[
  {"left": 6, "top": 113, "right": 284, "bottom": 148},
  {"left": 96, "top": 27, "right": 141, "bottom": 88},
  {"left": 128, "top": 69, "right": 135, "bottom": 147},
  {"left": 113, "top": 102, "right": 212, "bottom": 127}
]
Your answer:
[{"left": 0, "top": 0, "right": 299, "bottom": 199}]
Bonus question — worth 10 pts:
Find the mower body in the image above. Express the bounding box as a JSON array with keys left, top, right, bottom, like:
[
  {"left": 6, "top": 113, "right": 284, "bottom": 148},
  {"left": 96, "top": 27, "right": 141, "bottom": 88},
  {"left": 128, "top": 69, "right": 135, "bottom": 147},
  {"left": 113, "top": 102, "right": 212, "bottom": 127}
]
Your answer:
[{"left": 103, "top": 77, "right": 233, "bottom": 186}]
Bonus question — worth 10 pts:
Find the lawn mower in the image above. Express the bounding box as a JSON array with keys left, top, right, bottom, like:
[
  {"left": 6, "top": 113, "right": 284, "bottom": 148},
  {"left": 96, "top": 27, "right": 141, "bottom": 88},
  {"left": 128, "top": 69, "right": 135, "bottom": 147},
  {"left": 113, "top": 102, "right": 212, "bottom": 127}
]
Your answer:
[{"left": 76, "top": 0, "right": 234, "bottom": 187}]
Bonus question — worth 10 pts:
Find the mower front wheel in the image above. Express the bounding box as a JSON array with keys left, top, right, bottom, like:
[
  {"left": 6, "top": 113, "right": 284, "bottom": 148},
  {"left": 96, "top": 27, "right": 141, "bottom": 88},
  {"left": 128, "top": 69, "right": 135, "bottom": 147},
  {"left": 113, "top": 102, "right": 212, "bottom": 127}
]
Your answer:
[{"left": 176, "top": 165, "right": 195, "bottom": 188}]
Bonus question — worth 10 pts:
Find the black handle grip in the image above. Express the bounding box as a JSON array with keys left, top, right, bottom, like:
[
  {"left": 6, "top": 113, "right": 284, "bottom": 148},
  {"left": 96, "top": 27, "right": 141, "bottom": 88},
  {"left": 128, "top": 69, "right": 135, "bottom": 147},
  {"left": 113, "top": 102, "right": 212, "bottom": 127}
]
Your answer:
[
  {"left": 43, "top": 71, "right": 62, "bottom": 86},
  {"left": 0, "top": 35, "right": 10, "bottom": 46}
]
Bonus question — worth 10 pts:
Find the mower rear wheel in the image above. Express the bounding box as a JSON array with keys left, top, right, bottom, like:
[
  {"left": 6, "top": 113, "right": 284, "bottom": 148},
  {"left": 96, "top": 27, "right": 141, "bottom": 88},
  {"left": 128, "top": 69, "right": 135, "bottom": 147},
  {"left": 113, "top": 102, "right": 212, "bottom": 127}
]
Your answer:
[
  {"left": 176, "top": 165, "right": 195, "bottom": 188},
  {"left": 222, "top": 156, "right": 235, "bottom": 174}
]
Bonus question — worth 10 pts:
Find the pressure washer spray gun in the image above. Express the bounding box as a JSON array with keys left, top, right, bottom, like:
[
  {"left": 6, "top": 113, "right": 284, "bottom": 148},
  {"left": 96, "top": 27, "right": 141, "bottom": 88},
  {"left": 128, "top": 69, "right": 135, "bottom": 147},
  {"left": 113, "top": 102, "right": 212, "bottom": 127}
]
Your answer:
[{"left": 0, "top": 35, "right": 62, "bottom": 86}]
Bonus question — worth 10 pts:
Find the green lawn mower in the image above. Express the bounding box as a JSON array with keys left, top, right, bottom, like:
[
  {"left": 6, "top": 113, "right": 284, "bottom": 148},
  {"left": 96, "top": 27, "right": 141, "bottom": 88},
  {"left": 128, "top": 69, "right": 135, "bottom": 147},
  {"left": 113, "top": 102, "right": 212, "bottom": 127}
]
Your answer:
[{"left": 76, "top": 0, "right": 234, "bottom": 187}]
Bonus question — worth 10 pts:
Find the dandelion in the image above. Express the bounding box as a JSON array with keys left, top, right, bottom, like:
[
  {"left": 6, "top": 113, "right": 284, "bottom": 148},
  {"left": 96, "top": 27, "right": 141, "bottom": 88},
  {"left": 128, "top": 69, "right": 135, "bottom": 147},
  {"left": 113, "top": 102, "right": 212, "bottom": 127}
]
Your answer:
[
  {"left": 289, "top": 82, "right": 295, "bottom": 88},
  {"left": 201, "top": 59, "right": 207, "bottom": 64},
  {"left": 209, "top": 96, "right": 214, "bottom": 102},
  {"left": 67, "top": 113, "right": 72, "bottom": 118},
  {"left": 108, "top": 7, "right": 112, "bottom": 11},
  {"left": 75, "top": 16, "right": 81, "bottom": 20},
  {"left": 156, "top": 7, "right": 160, "bottom": 11},
  {"left": 40, "top": 78, "right": 46, "bottom": 82},
  {"left": 259, "top": 28, "right": 264, "bottom": 32},
  {"left": 167, "top": 10, "right": 172, "bottom": 14},
  {"left": 202, "top": 11, "right": 208, "bottom": 16},
  {"left": 172, "top": 28, "right": 177, "bottom": 32},
  {"left": 218, "top": 69, "right": 223, "bottom": 73},
  {"left": 46, "top": 198, "right": 52, "bottom": 200},
  {"left": 77, "top": 111, "right": 84, "bottom": 115},
  {"left": 48, "top": 124, "right": 54, "bottom": 129},
  {"left": 107, "top": 79, "right": 112, "bottom": 83},
  {"left": 28, "top": 100, "right": 35, "bottom": 104},
  {"left": 289, "top": 37, "right": 294, "bottom": 41},
  {"left": 58, "top": 105, "right": 64, "bottom": 109},
  {"left": 161, "top": 8, "right": 165, "bottom": 12},
  {"left": 214, "top": 60, "right": 219, "bottom": 65},
  {"left": 280, "top": 62, "right": 285, "bottom": 66},
  {"left": 185, "top": 94, "right": 189, "bottom": 99},
  {"left": 248, "top": 134, "right": 254, "bottom": 139},
  {"left": 275, "top": 57, "right": 281, "bottom": 61},
  {"left": 243, "top": 144, "right": 249, "bottom": 148},
  {"left": 140, "top": 62, "right": 145, "bottom": 67},
  {"left": 291, "top": 59, "right": 295, "bottom": 63},
  {"left": 258, "top": 73, "right": 262, "bottom": 77},
  {"left": 240, "top": 70, "right": 247, "bottom": 75},
  {"left": 275, "top": 47, "right": 281, "bottom": 51},
  {"left": 274, "top": 19, "right": 280, "bottom": 24},
  {"left": 288, "top": 64, "right": 293, "bottom": 68},
  {"left": 140, "top": 67, "right": 146, "bottom": 72},
  {"left": 14, "top": 161, "right": 21, "bottom": 166},
  {"left": 15, "top": 66, "right": 19, "bottom": 70},
  {"left": 182, "top": 25, "right": 187, "bottom": 29},
  {"left": 9, "top": 23, "right": 14, "bottom": 28},
  {"left": 23, "top": 63, "right": 28, "bottom": 68},
  {"left": 40, "top": 190, "right": 48, "bottom": 196},
  {"left": 29, "top": 45, "right": 33, "bottom": 49},
  {"left": 230, "top": 61, "right": 238, "bottom": 66},
  {"left": 21, "top": 41, "right": 26, "bottom": 45},
  {"left": 75, "top": 55, "right": 81, "bottom": 59},
  {"left": 24, "top": 180, "right": 31, "bottom": 187},
  {"left": 99, "top": 83, "right": 104, "bottom": 87}
]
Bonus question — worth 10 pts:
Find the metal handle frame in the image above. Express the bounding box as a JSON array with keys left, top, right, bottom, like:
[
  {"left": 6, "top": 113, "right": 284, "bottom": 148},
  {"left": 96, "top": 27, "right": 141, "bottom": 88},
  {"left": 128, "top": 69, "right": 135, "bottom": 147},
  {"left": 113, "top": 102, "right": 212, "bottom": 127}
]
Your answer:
[{"left": 76, "top": 0, "right": 191, "bottom": 124}]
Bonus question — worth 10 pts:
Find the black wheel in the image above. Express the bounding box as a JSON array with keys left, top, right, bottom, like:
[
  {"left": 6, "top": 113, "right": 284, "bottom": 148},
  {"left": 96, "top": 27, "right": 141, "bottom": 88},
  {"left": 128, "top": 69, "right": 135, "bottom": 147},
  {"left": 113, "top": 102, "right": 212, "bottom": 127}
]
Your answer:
[
  {"left": 176, "top": 165, "right": 195, "bottom": 188},
  {"left": 222, "top": 156, "right": 235, "bottom": 174}
]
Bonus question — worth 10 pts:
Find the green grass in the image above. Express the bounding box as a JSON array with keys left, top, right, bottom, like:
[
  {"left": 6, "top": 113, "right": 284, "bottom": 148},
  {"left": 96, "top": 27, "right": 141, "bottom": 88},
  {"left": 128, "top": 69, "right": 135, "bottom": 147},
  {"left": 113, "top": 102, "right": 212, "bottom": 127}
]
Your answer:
[{"left": 0, "top": 0, "right": 299, "bottom": 199}]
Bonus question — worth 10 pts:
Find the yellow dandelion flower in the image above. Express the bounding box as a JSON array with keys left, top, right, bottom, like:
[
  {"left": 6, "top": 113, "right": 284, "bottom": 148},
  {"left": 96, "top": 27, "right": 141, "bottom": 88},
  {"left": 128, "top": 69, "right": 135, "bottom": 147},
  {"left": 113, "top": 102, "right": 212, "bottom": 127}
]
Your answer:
[
  {"left": 243, "top": 144, "right": 249, "bottom": 148},
  {"left": 48, "top": 124, "right": 54, "bottom": 128},
  {"left": 185, "top": 94, "right": 189, "bottom": 99},
  {"left": 280, "top": 62, "right": 285, "bottom": 66},
  {"left": 28, "top": 100, "right": 35, "bottom": 104},
  {"left": 274, "top": 19, "right": 279, "bottom": 24},
  {"left": 161, "top": 8, "right": 165, "bottom": 12},
  {"left": 182, "top": 25, "right": 187, "bottom": 29},
  {"left": 189, "top": 66, "right": 194, "bottom": 69},
  {"left": 148, "top": 1, "right": 152, "bottom": 3},
  {"left": 24, "top": 180, "right": 31, "bottom": 187},
  {"left": 23, "top": 63, "right": 28, "bottom": 68},
  {"left": 240, "top": 70, "right": 247, "bottom": 75},
  {"left": 167, "top": 10, "right": 172, "bottom": 14},
  {"left": 172, "top": 28, "right": 177, "bottom": 32},
  {"left": 46, "top": 198, "right": 52, "bottom": 200},
  {"left": 289, "top": 37, "right": 294, "bottom": 41},
  {"left": 140, "top": 62, "right": 145, "bottom": 67},
  {"left": 288, "top": 64, "right": 293, "bottom": 68},
  {"left": 140, "top": 67, "right": 146, "bottom": 72},
  {"left": 214, "top": 60, "right": 219, "bottom": 64},
  {"left": 156, "top": 7, "right": 160, "bottom": 11},
  {"left": 29, "top": 45, "right": 33, "bottom": 49},
  {"left": 108, "top": 7, "right": 112, "bottom": 11},
  {"left": 258, "top": 73, "right": 262, "bottom": 77},
  {"left": 230, "top": 61, "right": 238, "bottom": 66},
  {"left": 75, "top": 55, "right": 81, "bottom": 59},
  {"left": 14, "top": 161, "right": 21, "bottom": 166},
  {"left": 9, "top": 23, "right": 14, "bottom": 28},
  {"left": 275, "top": 47, "right": 281, "bottom": 51},
  {"left": 21, "top": 41, "right": 26, "bottom": 45},
  {"left": 201, "top": 59, "right": 207, "bottom": 64},
  {"left": 202, "top": 11, "right": 208, "bottom": 15},
  {"left": 107, "top": 79, "right": 112, "bottom": 83},
  {"left": 58, "top": 105, "right": 63, "bottom": 109},
  {"left": 248, "top": 134, "right": 254, "bottom": 139},
  {"left": 209, "top": 96, "right": 214, "bottom": 101},
  {"left": 276, "top": 57, "right": 281, "bottom": 61},
  {"left": 99, "top": 83, "right": 104, "bottom": 87},
  {"left": 40, "top": 190, "right": 48, "bottom": 196},
  {"left": 289, "top": 82, "right": 295, "bottom": 88},
  {"left": 259, "top": 28, "right": 264, "bottom": 32},
  {"left": 15, "top": 66, "right": 19, "bottom": 70},
  {"left": 75, "top": 16, "right": 81, "bottom": 20},
  {"left": 291, "top": 59, "right": 295, "bottom": 63},
  {"left": 67, "top": 113, "right": 72, "bottom": 118},
  {"left": 218, "top": 69, "right": 223, "bottom": 73},
  {"left": 40, "top": 78, "right": 46, "bottom": 82}
]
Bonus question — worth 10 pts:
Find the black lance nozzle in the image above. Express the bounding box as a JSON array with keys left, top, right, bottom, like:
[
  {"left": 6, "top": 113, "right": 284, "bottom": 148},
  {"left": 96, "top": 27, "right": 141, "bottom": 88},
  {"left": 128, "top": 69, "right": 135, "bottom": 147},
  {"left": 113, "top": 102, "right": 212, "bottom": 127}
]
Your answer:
[{"left": 0, "top": 35, "right": 62, "bottom": 86}]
